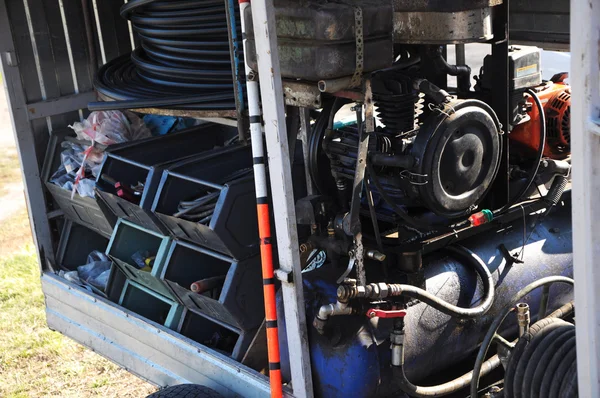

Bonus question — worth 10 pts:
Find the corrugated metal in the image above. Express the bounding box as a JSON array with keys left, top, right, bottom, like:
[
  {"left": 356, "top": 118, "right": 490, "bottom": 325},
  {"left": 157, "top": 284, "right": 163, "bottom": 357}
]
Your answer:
[{"left": 42, "top": 273, "right": 285, "bottom": 398}]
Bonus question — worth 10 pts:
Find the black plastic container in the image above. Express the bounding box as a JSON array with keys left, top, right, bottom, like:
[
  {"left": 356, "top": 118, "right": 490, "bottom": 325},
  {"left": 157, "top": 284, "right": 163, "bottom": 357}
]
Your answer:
[
  {"left": 42, "top": 129, "right": 114, "bottom": 238},
  {"left": 96, "top": 123, "right": 237, "bottom": 234},
  {"left": 162, "top": 240, "right": 264, "bottom": 331},
  {"left": 178, "top": 309, "right": 258, "bottom": 361},
  {"left": 151, "top": 144, "right": 258, "bottom": 260},
  {"left": 55, "top": 219, "right": 110, "bottom": 270}
]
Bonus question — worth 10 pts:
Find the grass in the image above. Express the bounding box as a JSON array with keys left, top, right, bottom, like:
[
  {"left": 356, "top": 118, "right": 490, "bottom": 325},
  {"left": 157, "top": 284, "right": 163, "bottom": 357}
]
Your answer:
[
  {"left": 0, "top": 140, "right": 157, "bottom": 397},
  {"left": 0, "top": 247, "right": 157, "bottom": 398},
  {"left": 0, "top": 148, "right": 21, "bottom": 197}
]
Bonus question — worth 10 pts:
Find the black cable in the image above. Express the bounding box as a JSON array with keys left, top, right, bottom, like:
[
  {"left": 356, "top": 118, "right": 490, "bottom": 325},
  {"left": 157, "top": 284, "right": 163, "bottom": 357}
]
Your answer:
[
  {"left": 92, "top": 0, "right": 242, "bottom": 111},
  {"left": 495, "top": 89, "right": 547, "bottom": 215}
]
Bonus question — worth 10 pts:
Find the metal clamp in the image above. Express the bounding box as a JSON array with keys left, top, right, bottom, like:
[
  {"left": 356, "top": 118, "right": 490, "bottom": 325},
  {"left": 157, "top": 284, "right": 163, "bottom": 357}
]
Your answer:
[
  {"left": 350, "top": 7, "right": 364, "bottom": 88},
  {"left": 399, "top": 170, "right": 429, "bottom": 185}
]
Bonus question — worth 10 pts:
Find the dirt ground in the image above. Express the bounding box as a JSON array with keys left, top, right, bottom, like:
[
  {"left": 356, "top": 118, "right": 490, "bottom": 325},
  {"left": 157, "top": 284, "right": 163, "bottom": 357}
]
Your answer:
[{"left": 0, "top": 84, "right": 156, "bottom": 397}]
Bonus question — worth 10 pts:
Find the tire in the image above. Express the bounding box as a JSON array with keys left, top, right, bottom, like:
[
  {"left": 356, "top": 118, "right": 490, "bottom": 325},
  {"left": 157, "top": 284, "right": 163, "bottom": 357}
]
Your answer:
[{"left": 146, "top": 384, "right": 224, "bottom": 398}]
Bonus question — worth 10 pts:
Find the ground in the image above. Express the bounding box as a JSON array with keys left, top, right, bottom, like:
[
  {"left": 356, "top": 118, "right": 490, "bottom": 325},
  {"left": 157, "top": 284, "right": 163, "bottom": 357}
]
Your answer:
[{"left": 0, "top": 85, "right": 156, "bottom": 397}]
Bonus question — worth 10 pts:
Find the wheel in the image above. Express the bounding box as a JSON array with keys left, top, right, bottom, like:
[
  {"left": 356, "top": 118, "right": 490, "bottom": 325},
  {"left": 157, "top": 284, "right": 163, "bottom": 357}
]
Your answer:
[{"left": 146, "top": 384, "right": 223, "bottom": 398}]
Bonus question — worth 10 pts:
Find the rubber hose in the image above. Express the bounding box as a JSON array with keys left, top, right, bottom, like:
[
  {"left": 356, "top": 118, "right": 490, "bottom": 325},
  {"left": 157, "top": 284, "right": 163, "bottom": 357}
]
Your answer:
[
  {"left": 470, "top": 276, "right": 574, "bottom": 398},
  {"left": 503, "top": 318, "right": 577, "bottom": 398},
  {"left": 511, "top": 319, "right": 570, "bottom": 398},
  {"left": 541, "top": 334, "right": 576, "bottom": 397},
  {"left": 533, "top": 328, "right": 576, "bottom": 398},
  {"left": 92, "top": 0, "right": 241, "bottom": 111},
  {"left": 389, "top": 245, "right": 494, "bottom": 318},
  {"left": 394, "top": 342, "right": 504, "bottom": 397},
  {"left": 523, "top": 323, "right": 574, "bottom": 398},
  {"left": 495, "top": 89, "right": 547, "bottom": 215}
]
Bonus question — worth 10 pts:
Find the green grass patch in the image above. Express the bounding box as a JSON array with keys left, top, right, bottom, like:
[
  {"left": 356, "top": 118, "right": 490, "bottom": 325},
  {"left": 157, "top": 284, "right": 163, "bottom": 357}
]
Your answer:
[
  {"left": 0, "top": 246, "right": 157, "bottom": 397},
  {"left": 0, "top": 148, "right": 21, "bottom": 196}
]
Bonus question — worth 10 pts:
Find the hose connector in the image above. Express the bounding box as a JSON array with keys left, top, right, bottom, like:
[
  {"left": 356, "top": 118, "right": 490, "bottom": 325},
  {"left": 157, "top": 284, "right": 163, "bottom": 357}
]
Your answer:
[
  {"left": 516, "top": 302, "right": 530, "bottom": 337},
  {"left": 313, "top": 300, "right": 355, "bottom": 335}
]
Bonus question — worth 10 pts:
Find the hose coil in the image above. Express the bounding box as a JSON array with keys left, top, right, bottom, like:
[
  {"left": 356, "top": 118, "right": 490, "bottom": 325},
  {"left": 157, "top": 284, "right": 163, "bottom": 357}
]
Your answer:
[{"left": 93, "top": 0, "right": 242, "bottom": 111}]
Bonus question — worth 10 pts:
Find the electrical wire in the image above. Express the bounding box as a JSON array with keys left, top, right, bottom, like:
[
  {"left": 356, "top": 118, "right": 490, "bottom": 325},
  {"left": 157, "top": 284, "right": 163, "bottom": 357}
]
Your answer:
[{"left": 91, "top": 0, "right": 242, "bottom": 111}]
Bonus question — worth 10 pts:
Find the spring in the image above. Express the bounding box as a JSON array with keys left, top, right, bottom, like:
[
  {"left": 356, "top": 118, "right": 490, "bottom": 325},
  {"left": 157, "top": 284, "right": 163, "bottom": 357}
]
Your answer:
[
  {"left": 92, "top": 0, "right": 243, "bottom": 111},
  {"left": 504, "top": 318, "right": 577, "bottom": 397}
]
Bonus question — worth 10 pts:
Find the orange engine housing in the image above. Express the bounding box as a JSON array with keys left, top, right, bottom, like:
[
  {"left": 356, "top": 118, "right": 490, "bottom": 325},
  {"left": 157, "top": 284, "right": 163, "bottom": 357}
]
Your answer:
[{"left": 509, "top": 75, "right": 571, "bottom": 159}]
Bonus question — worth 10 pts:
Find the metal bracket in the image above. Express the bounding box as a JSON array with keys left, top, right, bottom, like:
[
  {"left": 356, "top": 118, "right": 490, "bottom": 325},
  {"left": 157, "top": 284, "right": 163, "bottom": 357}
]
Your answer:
[
  {"left": 275, "top": 268, "right": 294, "bottom": 284},
  {"left": 350, "top": 7, "right": 364, "bottom": 88}
]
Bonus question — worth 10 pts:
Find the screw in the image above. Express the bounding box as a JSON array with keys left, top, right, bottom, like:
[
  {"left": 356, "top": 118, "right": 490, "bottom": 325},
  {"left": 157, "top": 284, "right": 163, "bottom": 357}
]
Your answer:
[{"left": 368, "top": 311, "right": 377, "bottom": 318}]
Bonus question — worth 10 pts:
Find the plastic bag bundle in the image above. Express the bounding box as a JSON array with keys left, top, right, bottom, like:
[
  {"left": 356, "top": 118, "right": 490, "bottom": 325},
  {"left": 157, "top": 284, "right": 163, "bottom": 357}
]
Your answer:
[{"left": 69, "top": 110, "right": 151, "bottom": 145}]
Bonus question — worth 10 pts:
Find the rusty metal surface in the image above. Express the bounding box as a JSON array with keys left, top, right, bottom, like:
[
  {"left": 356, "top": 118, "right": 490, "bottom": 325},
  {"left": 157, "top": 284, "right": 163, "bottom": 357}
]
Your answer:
[
  {"left": 394, "top": 8, "right": 494, "bottom": 44},
  {"left": 283, "top": 80, "right": 322, "bottom": 109}
]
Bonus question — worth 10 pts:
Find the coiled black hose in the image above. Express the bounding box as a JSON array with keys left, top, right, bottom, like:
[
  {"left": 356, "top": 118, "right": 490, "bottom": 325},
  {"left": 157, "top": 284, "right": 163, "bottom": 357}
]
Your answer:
[
  {"left": 504, "top": 318, "right": 577, "bottom": 398},
  {"left": 91, "top": 0, "right": 242, "bottom": 111},
  {"left": 470, "top": 276, "right": 575, "bottom": 398}
]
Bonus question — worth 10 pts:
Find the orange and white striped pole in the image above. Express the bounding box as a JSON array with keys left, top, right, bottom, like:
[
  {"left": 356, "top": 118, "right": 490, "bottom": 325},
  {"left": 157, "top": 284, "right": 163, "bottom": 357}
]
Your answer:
[{"left": 238, "top": 0, "right": 283, "bottom": 396}]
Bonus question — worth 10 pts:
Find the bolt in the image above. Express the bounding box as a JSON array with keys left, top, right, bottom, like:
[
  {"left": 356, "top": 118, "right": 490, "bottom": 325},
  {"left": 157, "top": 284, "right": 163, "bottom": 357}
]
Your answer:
[{"left": 368, "top": 311, "right": 377, "bottom": 318}]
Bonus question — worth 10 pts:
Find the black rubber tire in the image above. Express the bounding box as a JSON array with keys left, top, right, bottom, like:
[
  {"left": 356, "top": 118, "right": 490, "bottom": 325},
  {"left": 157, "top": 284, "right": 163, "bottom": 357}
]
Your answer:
[{"left": 146, "top": 384, "right": 223, "bottom": 398}]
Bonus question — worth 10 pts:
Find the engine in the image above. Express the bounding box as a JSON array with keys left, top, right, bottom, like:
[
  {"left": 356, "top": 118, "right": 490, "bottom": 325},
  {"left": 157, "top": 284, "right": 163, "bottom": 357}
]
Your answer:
[{"left": 244, "top": 1, "right": 574, "bottom": 397}]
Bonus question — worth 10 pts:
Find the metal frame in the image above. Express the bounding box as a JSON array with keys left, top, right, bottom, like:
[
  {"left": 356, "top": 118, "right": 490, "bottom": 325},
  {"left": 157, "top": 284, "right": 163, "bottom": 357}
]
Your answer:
[
  {"left": 250, "top": 0, "right": 314, "bottom": 396},
  {"left": 571, "top": 0, "right": 600, "bottom": 396},
  {"left": 43, "top": 273, "right": 292, "bottom": 397}
]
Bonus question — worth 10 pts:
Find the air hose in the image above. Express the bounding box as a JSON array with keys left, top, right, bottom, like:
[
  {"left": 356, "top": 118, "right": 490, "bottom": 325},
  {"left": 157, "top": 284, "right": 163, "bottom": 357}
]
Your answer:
[
  {"left": 336, "top": 245, "right": 495, "bottom": 319},
  {"left": 90, "top": 0, "right": 241, "bottom": 111}
]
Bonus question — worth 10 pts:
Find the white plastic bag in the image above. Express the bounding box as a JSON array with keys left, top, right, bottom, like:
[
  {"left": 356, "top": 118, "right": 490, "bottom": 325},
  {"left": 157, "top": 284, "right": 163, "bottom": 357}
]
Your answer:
[{"left": 69, "top": 110, "right": 151, "bottom": 146}]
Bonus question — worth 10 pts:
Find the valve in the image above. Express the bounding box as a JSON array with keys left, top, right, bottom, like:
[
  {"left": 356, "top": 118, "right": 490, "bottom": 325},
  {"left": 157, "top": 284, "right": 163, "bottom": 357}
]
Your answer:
[{"left": 367, "top": 308, "right": 407, "bottom": 319}]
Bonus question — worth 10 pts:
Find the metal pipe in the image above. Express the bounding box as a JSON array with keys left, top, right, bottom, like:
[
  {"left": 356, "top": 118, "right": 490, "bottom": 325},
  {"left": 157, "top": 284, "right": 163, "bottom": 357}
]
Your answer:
[
  {"left": 313, "top": 300, "right": 355, "bottom": 335},
  {"left": 517, "top": 302, "right": 531, "bottom": 337},
  {"left": 318, "top": 76, "right": 354, "bottom": 93},
  {"left": 455, "top": 44, "right": 471, "bottom": 92}
]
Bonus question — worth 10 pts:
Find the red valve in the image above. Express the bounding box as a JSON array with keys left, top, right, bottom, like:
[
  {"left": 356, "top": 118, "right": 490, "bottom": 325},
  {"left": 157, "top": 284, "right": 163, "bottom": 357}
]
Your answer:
[{"left": 366, "top": 308, "right": 407, "bottom": 319}]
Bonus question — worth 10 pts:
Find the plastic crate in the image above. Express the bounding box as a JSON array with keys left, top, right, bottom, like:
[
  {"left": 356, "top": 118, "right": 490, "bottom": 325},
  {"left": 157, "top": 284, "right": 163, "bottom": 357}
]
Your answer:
[
  {"left": 42, "top": 129, "right": 114, "bottom": 238},
  {"left": 162, "top": 239, "right": 264, "bottom": 331},
  {"left": 151, "top": 145, "right": 259, "bottom": 260},
  {"left": 55, "top": 220, "right": 110, "bottom": 270},
  {"left": 119, "top": 280, "right": 183, "bottom": 330},
  {"left": 177, "top": 309, "right": 257, "bottom": 361},
  {"left": 106, "top": 219, "right": 173, "bottom": 300},
  {"left": 95, "top": 124, "right": 236, "bottom": 234}
]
